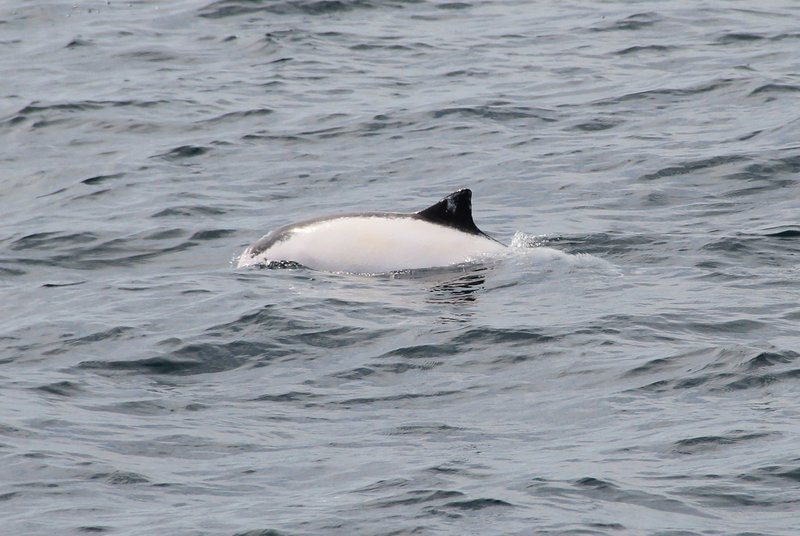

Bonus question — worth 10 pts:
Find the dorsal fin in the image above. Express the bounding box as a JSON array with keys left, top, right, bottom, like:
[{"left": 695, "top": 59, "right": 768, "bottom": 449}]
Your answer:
[{"left": 416, "top": 189, "right": 483, "bottom": 235}]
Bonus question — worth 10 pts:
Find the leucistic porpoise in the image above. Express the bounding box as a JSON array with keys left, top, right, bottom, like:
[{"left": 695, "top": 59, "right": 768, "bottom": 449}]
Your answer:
[{"left": 237, "top": 189, "right": 506, "bottom": 273}]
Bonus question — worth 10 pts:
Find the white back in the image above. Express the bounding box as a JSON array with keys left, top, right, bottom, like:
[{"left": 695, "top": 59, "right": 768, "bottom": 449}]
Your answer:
[{"left": 239, "top": 216, "right": 506, "bottom": 273}]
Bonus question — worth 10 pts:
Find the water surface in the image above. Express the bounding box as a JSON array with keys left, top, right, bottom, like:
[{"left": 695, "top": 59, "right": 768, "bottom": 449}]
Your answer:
[{"left": 2, "top": 1, "right": 800, "bottom": 535}]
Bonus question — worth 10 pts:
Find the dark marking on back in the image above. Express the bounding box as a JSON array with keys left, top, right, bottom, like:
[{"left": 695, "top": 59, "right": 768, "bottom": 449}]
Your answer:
[{"left": 415, "top": 189, "right": 485, "bottom": 236}]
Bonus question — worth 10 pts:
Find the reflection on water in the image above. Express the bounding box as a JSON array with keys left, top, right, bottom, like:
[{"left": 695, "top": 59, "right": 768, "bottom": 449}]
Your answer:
[{"left": 425, "top": 268, "right": 488, "bottom": 305}]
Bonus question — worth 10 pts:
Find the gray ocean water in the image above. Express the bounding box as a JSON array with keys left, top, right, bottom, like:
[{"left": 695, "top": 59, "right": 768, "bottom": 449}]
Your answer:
[{"left": 2, "top": 1, "right": 800, "bottom": 534}]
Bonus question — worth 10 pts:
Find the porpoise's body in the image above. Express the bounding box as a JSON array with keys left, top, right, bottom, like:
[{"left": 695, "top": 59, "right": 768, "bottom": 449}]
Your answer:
[{"left": 237, "top": 189, "right": 506, "bottom": 273}]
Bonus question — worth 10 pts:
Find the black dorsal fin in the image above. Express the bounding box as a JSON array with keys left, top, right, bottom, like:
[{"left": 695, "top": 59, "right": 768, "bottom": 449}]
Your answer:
[{"left": 416, "top": 189, "right": 484, "bottom": 236}]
